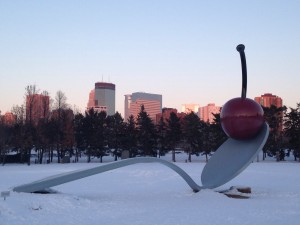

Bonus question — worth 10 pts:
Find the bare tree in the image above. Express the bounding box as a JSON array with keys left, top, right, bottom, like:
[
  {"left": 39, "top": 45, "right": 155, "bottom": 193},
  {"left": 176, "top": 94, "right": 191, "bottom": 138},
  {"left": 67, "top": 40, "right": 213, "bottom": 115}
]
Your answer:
[
  {"left": 11, "top": 105, "right": 25, "bottom": 125},
  {"left": 53, "top": 90, "right": 69, "bottom": 163},
  {"left": 54, "top": 90, "right": 68, "bottom": 113},
  {"left": 72, "top": 104, "right": 81, "bottom": 115}
]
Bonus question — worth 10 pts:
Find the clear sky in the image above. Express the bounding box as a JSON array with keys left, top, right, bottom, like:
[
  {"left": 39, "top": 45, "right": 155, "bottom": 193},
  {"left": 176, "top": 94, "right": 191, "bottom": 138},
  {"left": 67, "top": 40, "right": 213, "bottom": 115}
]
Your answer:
[{"left": 1, "top": 0, "right": 299, "bottom": 116}]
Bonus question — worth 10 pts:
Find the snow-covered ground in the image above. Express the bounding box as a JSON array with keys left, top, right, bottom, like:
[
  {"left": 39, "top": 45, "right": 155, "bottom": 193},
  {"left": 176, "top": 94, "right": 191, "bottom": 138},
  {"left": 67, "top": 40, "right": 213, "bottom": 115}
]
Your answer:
[{"left": 1, "top": 153, "right": 300, "bottom": 225}]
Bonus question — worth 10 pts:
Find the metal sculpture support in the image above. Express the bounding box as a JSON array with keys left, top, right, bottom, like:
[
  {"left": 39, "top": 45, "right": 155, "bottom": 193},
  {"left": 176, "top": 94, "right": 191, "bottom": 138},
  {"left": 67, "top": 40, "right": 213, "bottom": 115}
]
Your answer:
[{"left": 13, "top": 157, "right": 202, "bottom": 193}]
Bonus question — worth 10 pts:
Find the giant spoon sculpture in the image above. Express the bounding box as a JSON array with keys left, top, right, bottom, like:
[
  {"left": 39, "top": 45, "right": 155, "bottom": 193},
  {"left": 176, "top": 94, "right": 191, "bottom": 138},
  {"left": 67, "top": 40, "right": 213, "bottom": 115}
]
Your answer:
[{"left": 13, "top": 45, "right": 269, "bottom": 194}]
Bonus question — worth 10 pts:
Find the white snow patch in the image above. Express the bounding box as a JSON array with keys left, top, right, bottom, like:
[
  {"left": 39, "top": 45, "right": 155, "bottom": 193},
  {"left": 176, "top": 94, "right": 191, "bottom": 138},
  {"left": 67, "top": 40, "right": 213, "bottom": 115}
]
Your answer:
[{"left": 1, "top": 155, "right": 300, "bottom": 225}]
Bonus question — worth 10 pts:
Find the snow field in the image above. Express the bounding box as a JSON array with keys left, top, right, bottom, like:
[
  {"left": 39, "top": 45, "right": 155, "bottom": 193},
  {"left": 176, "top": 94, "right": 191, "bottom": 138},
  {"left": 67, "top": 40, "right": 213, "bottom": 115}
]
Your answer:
[{"left": 1, "top": 156, "right": 300, "bottom": 225}]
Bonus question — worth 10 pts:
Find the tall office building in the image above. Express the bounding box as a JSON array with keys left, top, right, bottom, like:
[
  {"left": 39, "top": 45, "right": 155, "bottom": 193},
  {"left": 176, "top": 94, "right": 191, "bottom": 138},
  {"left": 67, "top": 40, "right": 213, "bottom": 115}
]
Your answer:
[
  {"left": 26, "top": 94, "right": 50, "bottom": 125},
  {"left": 198, "top": 103, "right": 221, "bottom": 123},
  {"left": 254, "top": 93, "right": 283, "bottom": 108},
  {"left": 124, "top": 92, "right": 162, "bottom": 122},
  {"left": 181, "top": 104, "right": 200, "bottom": 114},
  {"left": 87, "top": 82, "right": 115, "bottom": 116}
]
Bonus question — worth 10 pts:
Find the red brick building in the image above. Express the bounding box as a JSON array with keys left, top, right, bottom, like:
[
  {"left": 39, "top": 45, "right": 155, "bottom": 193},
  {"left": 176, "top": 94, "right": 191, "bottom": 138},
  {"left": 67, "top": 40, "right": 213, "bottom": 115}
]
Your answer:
[
  {"left": 26, "top": 94, "right": 50, "bottom": 125},
  {"left": 254, "top": 93, "right": 283, "bottom": 108},
  {"left": 155, "top": 108, "right": 185, "bottom": 124}
]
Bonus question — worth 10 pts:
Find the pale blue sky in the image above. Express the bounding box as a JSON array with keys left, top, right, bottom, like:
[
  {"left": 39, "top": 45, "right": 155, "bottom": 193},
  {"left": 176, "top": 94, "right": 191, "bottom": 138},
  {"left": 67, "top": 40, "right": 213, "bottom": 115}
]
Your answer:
[{"left": 1, "top": 0, "right": 299, "bottom": 115}]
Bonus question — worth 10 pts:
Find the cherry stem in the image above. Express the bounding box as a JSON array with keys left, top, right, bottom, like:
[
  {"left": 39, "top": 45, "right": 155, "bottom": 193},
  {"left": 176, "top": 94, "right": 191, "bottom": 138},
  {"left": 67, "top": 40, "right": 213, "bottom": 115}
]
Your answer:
[{"left": 236, "top": 44, "right": 247, "bottom": 99}]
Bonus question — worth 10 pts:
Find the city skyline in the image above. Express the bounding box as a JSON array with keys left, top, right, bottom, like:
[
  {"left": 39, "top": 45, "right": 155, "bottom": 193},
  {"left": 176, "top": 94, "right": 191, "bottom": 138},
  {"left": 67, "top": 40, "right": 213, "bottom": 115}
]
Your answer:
[
  {"left": 1, "top": 1, "right": 299, "bottom": 114},
  {"left": 0, "top": 79, "right": 292, "bottom": 117},
  {"left": 0, "top": 79, "right": 286, "bottom": 116}
]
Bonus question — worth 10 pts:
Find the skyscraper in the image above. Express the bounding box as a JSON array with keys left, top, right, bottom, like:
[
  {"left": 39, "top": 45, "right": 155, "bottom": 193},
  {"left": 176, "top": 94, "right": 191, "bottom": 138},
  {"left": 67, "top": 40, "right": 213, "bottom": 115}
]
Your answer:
[
  {"left": 124, "top": 92, "right": 162, "bottom": 122},
  {"left": 198, "top": 103, "right": 221, "bottom": 123},
  {"left": 87, "top": 82, "right": 116, "bottom": 116}
]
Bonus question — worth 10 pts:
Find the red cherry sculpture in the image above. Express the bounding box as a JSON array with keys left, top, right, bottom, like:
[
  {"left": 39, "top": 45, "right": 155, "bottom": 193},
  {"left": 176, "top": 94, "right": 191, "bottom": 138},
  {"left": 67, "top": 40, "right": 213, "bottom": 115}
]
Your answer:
[
  {"left": 221, "top": 97, "right": 264, "bottom": 139},
  {"left": 220, "top": 45, "right": 264, "bottom": 140}
]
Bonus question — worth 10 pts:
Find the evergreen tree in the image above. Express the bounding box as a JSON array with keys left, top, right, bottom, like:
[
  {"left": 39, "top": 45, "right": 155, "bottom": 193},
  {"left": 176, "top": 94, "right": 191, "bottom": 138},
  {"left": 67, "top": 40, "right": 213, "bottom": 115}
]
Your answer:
[
  {"left": 200, "top": 120, "right": 212, "bottom": 162},
  {"left": 209, "top": 113, "right": 227, "bottom": 152},
  {"left": 106, "top": 112, "right": 125, "bottom": 161},
  {"left": 284, "top": 103, "right": 300, "bottom": 161},
  {"left": 123, "top": 115, "right": 138, "bottom": 157},
  {"left": 182, "top": 112, "right": 202, "bottom": 162},
  {"left": 136, "top": 105, "right": 156, "bottom": 156},
  {"left": 262, "top": 105, "right": 287, "bottom": 159},
  {"left": 74, "top": 113, "right": 85, "bottom": 162},
  {"left": 83, "top": 109, "right": 107, "bottom": 162},
  {"left": 156, "top": 117, "right": 167, "bottom": 158},
  {"left": 165, "top": 112, "right": 181, "bottom": 162}
]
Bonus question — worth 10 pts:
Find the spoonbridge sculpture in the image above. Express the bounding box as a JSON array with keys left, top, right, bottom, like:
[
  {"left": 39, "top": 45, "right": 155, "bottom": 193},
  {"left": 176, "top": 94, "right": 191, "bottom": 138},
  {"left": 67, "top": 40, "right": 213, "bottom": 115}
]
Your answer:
[{"left": 13, "top": 45, "right": 269, "bottom": 194}]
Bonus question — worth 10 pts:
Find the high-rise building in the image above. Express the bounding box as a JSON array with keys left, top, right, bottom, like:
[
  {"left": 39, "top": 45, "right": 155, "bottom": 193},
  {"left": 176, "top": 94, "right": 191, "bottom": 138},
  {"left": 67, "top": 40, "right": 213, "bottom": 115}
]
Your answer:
[
  {"left": 254, "top": 93, "right": 283, "bottom": 108},
  {"left": 198, "top": 103, "right": 221, "bottom": 123},
  {"left": 87, "top": 82, "right": 115, "bottom": 115},
  {"left": 26, "top": 94, "right": 50, "bottom": 125},
  {"left": 125, "top": 92, "right": 162, "bottom": 122},
  {"left": 181, "top": 104, "right": 200, "bottom": 114}
]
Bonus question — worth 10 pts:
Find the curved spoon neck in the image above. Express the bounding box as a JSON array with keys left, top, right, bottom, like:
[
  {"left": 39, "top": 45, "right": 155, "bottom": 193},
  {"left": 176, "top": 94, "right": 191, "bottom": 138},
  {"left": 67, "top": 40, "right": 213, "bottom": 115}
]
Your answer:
[{"left": 237, "top": 47, "right": 247, "bottom": 99}]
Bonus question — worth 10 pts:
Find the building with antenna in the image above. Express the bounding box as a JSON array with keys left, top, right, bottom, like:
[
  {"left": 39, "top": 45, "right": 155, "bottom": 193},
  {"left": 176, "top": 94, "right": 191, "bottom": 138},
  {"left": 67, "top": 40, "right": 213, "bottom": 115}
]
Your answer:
[{"left": 87, "top": 82, "right": 116, "bottom": 116}]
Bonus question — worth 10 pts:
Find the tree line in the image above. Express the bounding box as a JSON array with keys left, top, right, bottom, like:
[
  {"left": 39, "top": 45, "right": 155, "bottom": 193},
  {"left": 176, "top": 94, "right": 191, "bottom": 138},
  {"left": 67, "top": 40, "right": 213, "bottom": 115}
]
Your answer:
[
  {"left": 0, "top": 87, "right": 299, "bottom": 165},
  {"left": 0, "top": 102, "right": 228, "bottom": 165}
]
